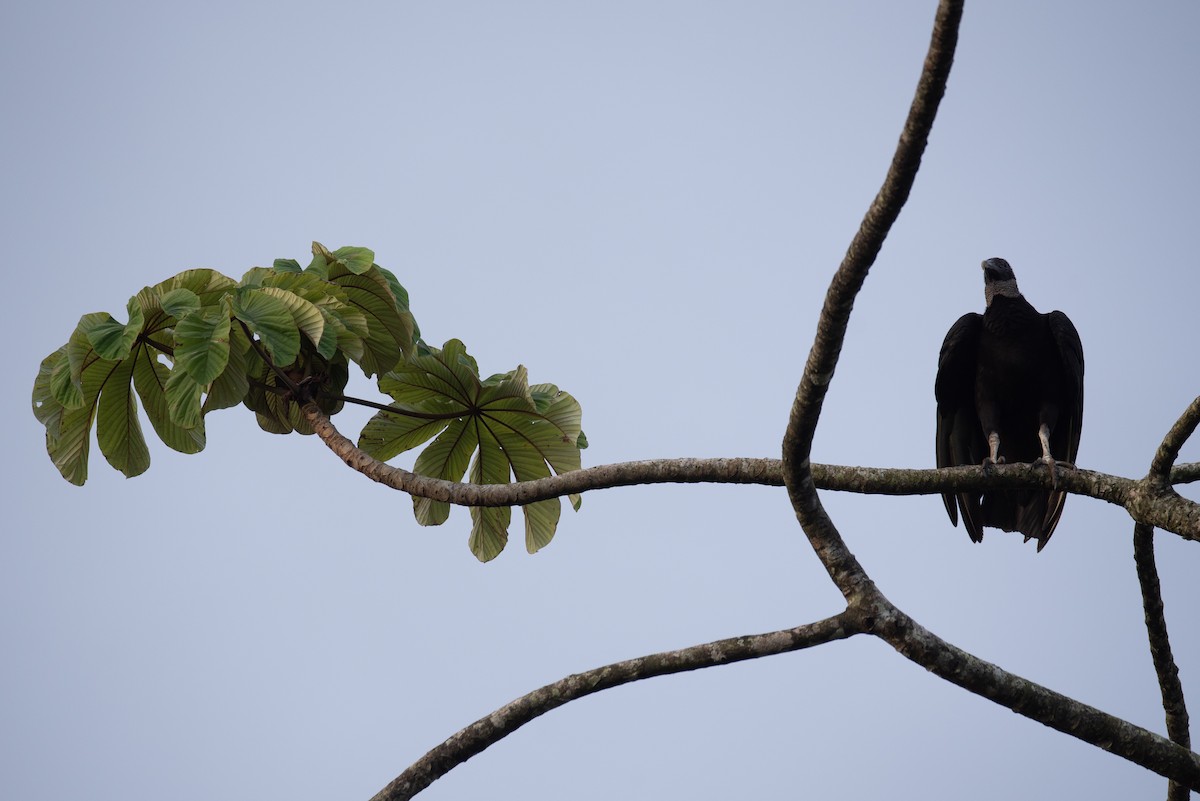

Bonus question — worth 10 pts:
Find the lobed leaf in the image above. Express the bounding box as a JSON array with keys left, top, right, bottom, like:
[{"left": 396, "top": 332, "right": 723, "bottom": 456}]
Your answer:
[
  {"left": 363, "top": 340, "right": 585, "bottom": 558},
  {"left": 32, "top": 244, "right": 587, "bottom": 553}
]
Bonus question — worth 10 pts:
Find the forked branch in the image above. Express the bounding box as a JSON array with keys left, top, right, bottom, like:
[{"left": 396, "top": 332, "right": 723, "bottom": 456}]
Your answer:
[
  {"left": 347, "top": 1, "right": 1198, "bottom": 796},
  {"left": 774, "top": 0, "right": 1197, "bottom": 792}
]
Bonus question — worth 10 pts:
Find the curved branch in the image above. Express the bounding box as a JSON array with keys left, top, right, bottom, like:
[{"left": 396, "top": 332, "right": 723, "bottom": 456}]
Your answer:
[
  {"left": 1134, "top": 522, "right": 1192, "bottom": 801},
  {"left": 1138, "top": 396, "right": 1198, "bottom": 800},
  {"left": 780, "top": 0, "right": 962, "bottom": 601},
  {"left": 1150, "top": 396, "right": 1200, "bottom": 490},
  {"left": 302, "top": 402, "right": 1200, "bottom": 540},
  {"left": 865, "top": 600, "right": 1200, "bottom": 791},
  {"left": 369, "top": 613, "right": 859, "bottom": 801}
]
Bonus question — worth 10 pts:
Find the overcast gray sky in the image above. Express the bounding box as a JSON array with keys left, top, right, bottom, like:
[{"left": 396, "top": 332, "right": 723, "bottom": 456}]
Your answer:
[{"left": 3, "top": 2, "right": 1198, "bottom": 799}]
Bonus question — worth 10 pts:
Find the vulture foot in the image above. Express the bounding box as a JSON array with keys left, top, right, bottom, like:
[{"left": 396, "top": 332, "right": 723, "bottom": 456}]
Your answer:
[{"left": 1035, "top": 457, "right": 1076, "bottom": 489}]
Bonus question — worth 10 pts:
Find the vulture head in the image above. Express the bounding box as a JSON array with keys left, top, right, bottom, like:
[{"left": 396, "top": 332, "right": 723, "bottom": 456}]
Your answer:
[{"left": 982, "top": 257, "right": 1021, "bottom": 305}]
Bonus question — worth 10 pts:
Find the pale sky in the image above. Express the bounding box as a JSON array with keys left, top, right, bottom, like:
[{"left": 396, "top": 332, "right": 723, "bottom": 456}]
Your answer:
[{"left": 3, "top": 2, "right": 1198, "bottom": 799}]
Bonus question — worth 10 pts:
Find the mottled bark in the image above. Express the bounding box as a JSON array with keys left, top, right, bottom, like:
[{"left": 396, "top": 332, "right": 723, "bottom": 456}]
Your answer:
[
  {"left": 369, "top": 614, "right": 858, "bottom": 801},
  {"left": 303, "top": 403, "right": 1200, "bottom": 540},
  {"left": 1139, "top": 397, "right": 1200, "bottom": 800}
]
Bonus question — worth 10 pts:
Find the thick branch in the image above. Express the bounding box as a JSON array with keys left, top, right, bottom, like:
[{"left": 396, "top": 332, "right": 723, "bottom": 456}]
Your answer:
[
  {"left": 780, "top": 0, "right": 962, "bottom": 601},
  {"left": 370, "top": 613, "right": 859, "bottom": 801},
  {"left": 865, "top": 600, "right": 1200, "bottom": 791}
]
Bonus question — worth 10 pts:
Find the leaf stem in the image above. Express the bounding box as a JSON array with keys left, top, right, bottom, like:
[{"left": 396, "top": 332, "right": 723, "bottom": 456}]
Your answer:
[{"left": 331, "top": 392, "right": 465, "bottom": 421}]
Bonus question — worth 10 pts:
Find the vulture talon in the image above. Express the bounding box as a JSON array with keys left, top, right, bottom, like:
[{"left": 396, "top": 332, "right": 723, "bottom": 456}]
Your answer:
[{"left": 1034, "top": 456, "right": 1059, "bottom": 489}]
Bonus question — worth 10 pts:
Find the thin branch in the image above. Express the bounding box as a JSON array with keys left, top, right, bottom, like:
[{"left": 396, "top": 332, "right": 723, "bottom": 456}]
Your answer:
[
  {"left": 1134, "top": 523, "right": 1193, "bottom": 801},
  {"left": 1150, "top": 396, "right": 1200, "bottom": 490},
  {"left": 301, "top": 402, "right": 1200, "bottom": 540},
  {"left": 1173, "top": 463, "right": 1200, "bottom": 486},
  {"left": 781, "top": 0, "right": 962, "bottom": 602},
  {"left": 1138, "top": 396, "right": 1199, "bottom": 800},
  {"left": 864, "top": 599, "right": 1200, "bottom": 791},
  {"left": 369, "top": 613, "right": 860, "bottom": 801}
]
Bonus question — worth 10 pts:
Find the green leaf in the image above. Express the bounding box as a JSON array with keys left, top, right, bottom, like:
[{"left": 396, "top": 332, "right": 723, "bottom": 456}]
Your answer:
[
  {"left": 86, "top": 296, "right": 145, "bottom": 361},
  {"left": 202, "top": 324, "right": 250, "bottom": 414},
  {"left": 159, "top": 287, "right": 202, "bottom": 318},
  {"left": 231, "top": 287, "right": 300, "bottom": 367},
  {"left": 49, "top": 346, "right": 84, "bottom": 409},
  {"left": 174, "top": 311, "right": 232, "bottom": 384},
  {"left": 31, "top": 245, "right": 590, "bottom": 538},
  {"left": 165, "top": 366, "right": 203, "bottom": 429},
  {"left": 332, "top": 245, "right": 375, "bottom": 275},
  {"left": 362, "top": 340, "right": 585, "bottom": 558},
  {"left": 358, "top": 410, "right": 457, "bottom": 463},
  {"left": 242, "top": 353, "right": 295, "bottom": 434},
  {"left": 96, "top": 356, "right": 150, "bottom": 478},
  {"left": 240, "top": 267, "right": 272, "bottom": 287},
  {"left": 131, "top": 345, "right": 206, "bottom": 453},
  {"left": 329, "top": 268, "right": 414, "bottom": 375},
  {"left": 411, "top": 418, "right": 475, "bottom": 526},
  {"left": 136, "top": 271, "right": 237, "bottom": 339},
  {"left": 467, "top": 425, "right": 512, "bottom": 562},
  {"left": 33, "top": 348, "right": 67, "bottom": 440},
  {"left": 256, "top": 270, "right": 367, "bottom": 361},
  {"left": 43, "top": 323, "right": 135, "bottom": 485},
  {"left": 258, "top": 286, "right": 325, "bottom": 351},
  {"left": 67, "top": 312, "right": 113, "bottom": 393}
]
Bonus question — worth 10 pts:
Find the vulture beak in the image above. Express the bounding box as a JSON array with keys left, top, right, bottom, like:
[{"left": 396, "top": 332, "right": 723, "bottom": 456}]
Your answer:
[{"left": 981, "top": 258, "right": 1010, "bottom": 283}]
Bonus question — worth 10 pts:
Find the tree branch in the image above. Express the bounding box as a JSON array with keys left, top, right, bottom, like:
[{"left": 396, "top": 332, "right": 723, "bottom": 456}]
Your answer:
[
  {"left": 767, "top": 0, "right": 1200, "bottom": 791},
  {"left": 1150, "top": 396, "right": 1200, "bottom": 491},
  {"left": 780, "top": 0, "right": 962, "bottom": 602},
  {"left": 864, "top": 599, "right": 1200, "bottom": 791},
  {"left": 1134, "top": 522, "right": 1193, "bottom": 801},
  {"left": 301, "top": 402, "right": 1200, "bottom": 540},
  {"left": 369, "top": 613, "right": 860, "bottom": 801},
  {"left": 320, "top": 4, "right": 1198, "bottom": 794},
  {"left": 1138, "top": 396, "right": 1199, "bottom": 800},
  {"left": 1173, "top": 462, "right": 1200, "bottom": 486}
]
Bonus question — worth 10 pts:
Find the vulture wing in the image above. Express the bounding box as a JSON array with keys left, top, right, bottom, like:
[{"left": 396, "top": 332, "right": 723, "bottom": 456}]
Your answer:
[
  {"left": 1038, "top": 310, "right": 1085, "bottom": 545},
  {"left": 1047, "top": 310, "right": 1084, "bottom": 463},
  {"left": 935, "top": 312, "right": 986, "bottom": 541}
]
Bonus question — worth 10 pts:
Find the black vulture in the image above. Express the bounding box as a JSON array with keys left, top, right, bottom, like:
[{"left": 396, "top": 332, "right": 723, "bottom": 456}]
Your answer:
[{"left": 935, "top": 258, "right": 1084, "bottom": 550}]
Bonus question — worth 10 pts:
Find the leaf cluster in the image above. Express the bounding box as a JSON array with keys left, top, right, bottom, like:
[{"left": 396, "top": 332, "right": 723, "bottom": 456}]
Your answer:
[{"left": 32, "top": 243, "right": 586, "bottom": 559}]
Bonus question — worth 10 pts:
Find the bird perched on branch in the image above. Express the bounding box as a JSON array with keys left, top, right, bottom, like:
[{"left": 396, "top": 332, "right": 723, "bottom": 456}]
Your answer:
[{"left": 935, "top": 258, "right": 1084, "bottom": 550}]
